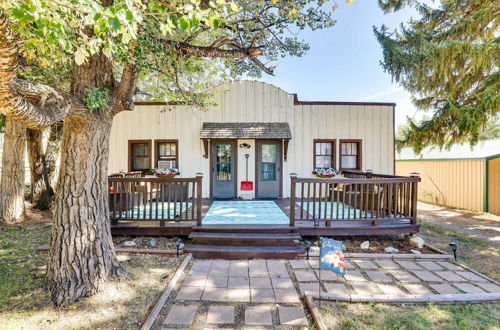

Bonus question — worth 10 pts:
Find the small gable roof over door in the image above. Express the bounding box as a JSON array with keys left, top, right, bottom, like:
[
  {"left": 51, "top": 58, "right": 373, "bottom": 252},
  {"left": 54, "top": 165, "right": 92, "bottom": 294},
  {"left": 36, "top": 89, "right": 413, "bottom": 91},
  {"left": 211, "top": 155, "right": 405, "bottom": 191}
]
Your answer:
[{"left": 200, "top": 122, "right": 292, "bottom": 139}]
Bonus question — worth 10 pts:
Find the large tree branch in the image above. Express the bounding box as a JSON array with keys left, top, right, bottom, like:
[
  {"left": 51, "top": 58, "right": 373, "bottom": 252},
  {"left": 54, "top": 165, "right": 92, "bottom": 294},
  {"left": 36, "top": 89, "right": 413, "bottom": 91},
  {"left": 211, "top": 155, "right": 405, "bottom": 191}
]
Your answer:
[
  {"left": 152, "top": 36, "right": 275, "bottom": 75},
  {"left": 0, "top": 12, "right": 85, "bottom": 129}
]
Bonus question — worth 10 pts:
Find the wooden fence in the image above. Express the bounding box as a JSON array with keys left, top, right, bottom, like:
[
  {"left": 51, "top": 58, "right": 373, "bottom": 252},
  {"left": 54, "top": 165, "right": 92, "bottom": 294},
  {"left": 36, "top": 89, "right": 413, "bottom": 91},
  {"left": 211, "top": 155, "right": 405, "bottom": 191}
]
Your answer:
[
  {"left": 289, "top": 171, "right": 420, "bottom": 227},
  {"left": 108, "top": 175, "right": 203, "bottom": 226}
]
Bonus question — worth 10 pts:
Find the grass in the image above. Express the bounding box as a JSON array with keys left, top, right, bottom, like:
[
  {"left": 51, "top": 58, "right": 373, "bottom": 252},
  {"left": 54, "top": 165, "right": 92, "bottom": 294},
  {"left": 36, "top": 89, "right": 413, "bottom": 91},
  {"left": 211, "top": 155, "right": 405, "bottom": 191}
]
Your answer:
[
  {"left": 318, "top": 212, "right": 500, "bottom": 329},
  {"left": 0, "top": 218, "right": 180, "bottom": 329},
  {"left": 419, "top": 222, "right": 499, "bottom": 280},
  {"left": 320, "top": 302, "right": 500, "bottom": 330}
]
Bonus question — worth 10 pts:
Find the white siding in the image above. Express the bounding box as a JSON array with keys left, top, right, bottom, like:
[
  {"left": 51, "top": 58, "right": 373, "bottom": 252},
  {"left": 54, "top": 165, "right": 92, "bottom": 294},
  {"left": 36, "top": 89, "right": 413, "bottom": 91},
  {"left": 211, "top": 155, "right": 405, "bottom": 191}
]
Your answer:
[{"left": 109, "top": 80, "right": 395, "bottom": 198}]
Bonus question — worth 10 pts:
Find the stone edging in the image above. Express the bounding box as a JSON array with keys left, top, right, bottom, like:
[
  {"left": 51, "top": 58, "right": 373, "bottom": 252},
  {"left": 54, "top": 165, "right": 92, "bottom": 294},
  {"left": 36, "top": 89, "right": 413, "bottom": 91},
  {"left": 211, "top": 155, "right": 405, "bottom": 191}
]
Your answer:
[
  {"left": 140, "top": 253, "right": 192, "bottom": 330},
  {"left": 305, "top": 291, "right": 500, "bottom": 304},
  {"left": 37, "top": 245, "right": 184, "bottom": 255}
]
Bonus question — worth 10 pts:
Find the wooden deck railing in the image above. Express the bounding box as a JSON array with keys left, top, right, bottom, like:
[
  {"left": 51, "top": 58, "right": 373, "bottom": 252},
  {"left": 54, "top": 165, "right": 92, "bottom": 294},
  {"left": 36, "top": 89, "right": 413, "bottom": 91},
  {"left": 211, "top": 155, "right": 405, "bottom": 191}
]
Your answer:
[
  {"left": 289, "top": 172, "right": 420, "bottom": 227},
  {"left": 108, "top": 175, "right": 203, "bottom": 226}
]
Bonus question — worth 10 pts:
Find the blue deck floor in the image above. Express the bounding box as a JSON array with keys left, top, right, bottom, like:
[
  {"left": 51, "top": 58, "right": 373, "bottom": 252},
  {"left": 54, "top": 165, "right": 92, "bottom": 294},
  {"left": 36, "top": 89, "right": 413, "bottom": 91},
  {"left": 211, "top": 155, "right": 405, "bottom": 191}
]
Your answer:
[{"left": 202, "top": 201, "right": 289, "bottom": 225}]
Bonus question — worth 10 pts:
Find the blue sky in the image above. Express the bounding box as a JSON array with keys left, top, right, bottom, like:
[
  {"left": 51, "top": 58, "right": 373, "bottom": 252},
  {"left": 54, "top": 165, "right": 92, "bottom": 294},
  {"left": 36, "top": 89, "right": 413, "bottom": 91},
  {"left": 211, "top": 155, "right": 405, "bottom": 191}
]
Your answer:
[{"left": 257, "top": 0, "right": 422, "bottom": 128}]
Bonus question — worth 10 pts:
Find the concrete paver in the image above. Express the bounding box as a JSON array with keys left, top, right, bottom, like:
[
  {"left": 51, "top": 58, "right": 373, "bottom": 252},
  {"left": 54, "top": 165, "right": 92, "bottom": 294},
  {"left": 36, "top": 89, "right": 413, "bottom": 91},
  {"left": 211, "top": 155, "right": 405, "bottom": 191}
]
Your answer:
[
  {"left": 455, "top": 271, "right": 488, "bottom": 282},
  {"left": 289, "top": 259, "right": 311, "bottom": 269},
  {"left": 278, "top": 306, "right": 308, "bottom": 326},
  {"left": 343, "top": 271, "right": 367, "bottom": 282},
  {"left": 476, "top": 282, "right": 500, "bottom": 293},
  {"left": 417, "top": 261, "right": 443, "bottom": 270},
  {"left": 176, "top": 286, "right": 204, "bottom": 300},
  {"left": 250, "top": 289, "right": 275, "bottom": 303},
  {"left": 351, "top": 283, "right": 381, "bottom": 295},
  {"left": 374, "top": 259, "right": 399, "bottom": 270},
  {"left": 163, "top": 305, "right": 198, "bottom": 326},
  {"left": 354, "top": 260, "right": 378, "bottom": 270},
  {"left": 245, "top": 305, "right": 273, "bottom": 325},
  {"left": 274, "top": 289, "right": 301, "bottom": 303},
  {"left": 271, "top": 277, "right": 294, "bottom": 289},
  {"left": 453, "top": 283, "right": 486, "bottom": 294},
  {"left": 429, "top": 283, "right": 459, "bottom": 294},
  {"left": 365, "top": 271, "right": 392, "bottom": 282},
  {"left": 377, "top": 284, "right": 405, "bottom": 295},
  {"left": 228, "top": 277, "right": 249, "bottom": 289},
  {"left": 388, "top": 270, "right": 421, "bottom": 283},
  {"left": 250, "top": 277, "right": 272, "bottom": 289},
  {"left": 294, "top": 270, "right": 318, "bottom": 282},
  {"left": 411, "top": 270, "right": 442, "bottom": 282},
  {"left": 403, "top": 284, "right": 433, "bottom": 295},
  {"left": 324, "top": 283, "right": 349, "bottom": 294},
  {"left": 206, "top": 306, "right": 234, "bottom": 324},
  {"left": 434, "top": 271, "right": 467, "bottom": 282}
]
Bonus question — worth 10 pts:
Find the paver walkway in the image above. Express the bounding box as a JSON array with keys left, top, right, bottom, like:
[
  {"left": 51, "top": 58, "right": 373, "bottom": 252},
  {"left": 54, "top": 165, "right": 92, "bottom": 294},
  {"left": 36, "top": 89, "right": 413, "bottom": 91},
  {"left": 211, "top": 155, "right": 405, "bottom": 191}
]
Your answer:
[{"left": 155, "top": 257, "right": 500, "bottom": 329}]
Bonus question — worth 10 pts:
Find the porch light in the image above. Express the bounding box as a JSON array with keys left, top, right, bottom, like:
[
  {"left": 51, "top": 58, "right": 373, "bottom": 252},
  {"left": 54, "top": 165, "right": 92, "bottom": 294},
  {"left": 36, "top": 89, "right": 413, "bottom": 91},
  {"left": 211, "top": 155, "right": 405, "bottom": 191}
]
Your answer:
[
  {"left": 239, "top": 143, "right": 251, "bottom": 148},
  {"left": 314, "top": 218, "right": 320, "bottom": 227},
  {"left": 449, "top": 242, "right": 458, "bottom": 261},
  {"left": 410, "top": 172, "right": 420, "bottom": 177},
  {"left": 174, "top": 214, "right": 181, "bottom": 223}
]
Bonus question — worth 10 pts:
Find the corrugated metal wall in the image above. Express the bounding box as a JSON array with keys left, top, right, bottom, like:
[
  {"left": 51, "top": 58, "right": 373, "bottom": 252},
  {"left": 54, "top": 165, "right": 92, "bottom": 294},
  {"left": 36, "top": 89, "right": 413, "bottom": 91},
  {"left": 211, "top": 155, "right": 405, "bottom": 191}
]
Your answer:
[
  {"left": 109, "top": 81, "right": 395, "bottom": 198},
  {"left": 488, "top": 157, "right": 500, "bottom": 215},
  {"left": 396, "top": 159, "right": 485, "bottom": 212}
]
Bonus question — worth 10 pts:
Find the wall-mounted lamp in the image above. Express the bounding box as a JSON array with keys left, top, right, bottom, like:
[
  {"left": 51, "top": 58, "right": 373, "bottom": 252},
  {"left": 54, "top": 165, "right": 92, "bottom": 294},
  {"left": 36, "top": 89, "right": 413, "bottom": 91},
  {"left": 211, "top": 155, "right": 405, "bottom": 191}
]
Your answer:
[{"left": 239, "top": 143, "right": 251, "bottom": 148}]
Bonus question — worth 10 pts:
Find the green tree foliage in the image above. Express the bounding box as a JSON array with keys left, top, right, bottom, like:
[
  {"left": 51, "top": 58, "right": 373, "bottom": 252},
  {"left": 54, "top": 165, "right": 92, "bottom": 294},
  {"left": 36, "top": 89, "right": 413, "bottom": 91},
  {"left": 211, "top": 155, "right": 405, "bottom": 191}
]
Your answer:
[
  {"left": 2, "top": 0, "right": 337, "bottom": 106},
  {"left": 374, "top": 0, "right": 499, "bottom": 153}
]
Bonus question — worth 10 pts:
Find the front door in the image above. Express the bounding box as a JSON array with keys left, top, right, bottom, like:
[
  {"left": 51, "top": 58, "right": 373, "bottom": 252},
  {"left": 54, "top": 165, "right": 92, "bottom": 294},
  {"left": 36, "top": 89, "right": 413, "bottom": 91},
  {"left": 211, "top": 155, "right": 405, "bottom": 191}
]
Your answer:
[
  {"left": 256, "top": 140, "right": 281, "bottom": 198},
  {"left": 211, "top": 140, "right": 236, "bottom": 199}
]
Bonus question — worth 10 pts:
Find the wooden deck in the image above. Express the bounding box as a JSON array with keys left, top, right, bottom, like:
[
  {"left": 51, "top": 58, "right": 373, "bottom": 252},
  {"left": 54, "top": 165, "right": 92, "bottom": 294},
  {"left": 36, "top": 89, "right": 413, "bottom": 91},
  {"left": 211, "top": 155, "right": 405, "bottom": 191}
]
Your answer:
[{"left": 110, "top": 198, "right": 419, "bottom": 237}]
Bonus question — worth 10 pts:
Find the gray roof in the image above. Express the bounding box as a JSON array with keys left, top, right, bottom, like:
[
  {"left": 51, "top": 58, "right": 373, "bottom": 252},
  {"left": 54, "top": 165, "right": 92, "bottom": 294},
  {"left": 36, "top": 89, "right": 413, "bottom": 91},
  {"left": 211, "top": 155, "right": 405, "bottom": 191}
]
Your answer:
[
  {"left": 397, "top": 139, "right": 500, "bottom": 160},
  {"left": 200, "top": 122, "right": 292, "bottom": 139}
]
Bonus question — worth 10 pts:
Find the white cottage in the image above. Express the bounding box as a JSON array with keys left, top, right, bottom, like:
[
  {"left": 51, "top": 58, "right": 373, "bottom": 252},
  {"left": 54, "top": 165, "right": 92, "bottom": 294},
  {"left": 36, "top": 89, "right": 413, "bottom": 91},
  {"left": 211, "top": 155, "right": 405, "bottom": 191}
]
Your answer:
[{"left": 108, "top": 80, "right": 395, "bottom": 199}]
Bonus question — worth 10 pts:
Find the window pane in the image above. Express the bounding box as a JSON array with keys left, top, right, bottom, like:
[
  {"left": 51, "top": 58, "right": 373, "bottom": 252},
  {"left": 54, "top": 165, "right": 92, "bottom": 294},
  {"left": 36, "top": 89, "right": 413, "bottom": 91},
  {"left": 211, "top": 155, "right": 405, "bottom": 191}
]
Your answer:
[
  {"left": 261, "top": 163, "right": 276, "bottom": 181},
  {"left": 216, "top": 144, "right": 232, "bottom": 163},
  {"left": 133, "top": 143, "right": 148, "bottom": 156},
  {"left": 216, "top": 163, "right": 231, "bottom": 181},
  {"left": 315, "top": 155, "right": 331, "bottom": 168},
  {"left": 159, "top": 142, "right": 177, "bottom": 157},
  {"left": 262, "top": 144, "right": 276, "bottom": 162},
  {"left": 315, "top": 143, "right": 321, "bottom": 155},
  {"left": 341, "top": 155, "right": 357, "bottom": 169},
  {"left": 133, "top": 157, "right": 149, "bottom": 170},
  {"left": 351, "top": 143, "right": 357, "bottom": 155}
]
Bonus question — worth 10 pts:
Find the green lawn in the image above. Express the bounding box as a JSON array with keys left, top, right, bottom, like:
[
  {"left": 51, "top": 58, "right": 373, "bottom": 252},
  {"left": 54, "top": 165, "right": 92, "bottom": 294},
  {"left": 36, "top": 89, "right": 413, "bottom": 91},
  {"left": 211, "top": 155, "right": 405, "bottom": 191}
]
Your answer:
[{"left": 0, "top": 218, "right": 180, "bottom": 329}]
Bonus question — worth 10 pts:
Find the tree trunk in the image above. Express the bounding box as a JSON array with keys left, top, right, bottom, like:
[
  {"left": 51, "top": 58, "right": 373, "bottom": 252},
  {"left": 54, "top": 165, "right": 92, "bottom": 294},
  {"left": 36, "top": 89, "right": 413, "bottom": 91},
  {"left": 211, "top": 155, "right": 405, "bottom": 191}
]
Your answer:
[
  {"left": 27, "top": 123, "right": 61, "bottom": 209},
  {"left": 27, "top": 129, "right": 45, "bottom": 201},
  {"left": 0, "top": 117, "right": 26, "bottom": 223},
  {"left": 46, "top": 114, "right": 125, "bottom": 306}
]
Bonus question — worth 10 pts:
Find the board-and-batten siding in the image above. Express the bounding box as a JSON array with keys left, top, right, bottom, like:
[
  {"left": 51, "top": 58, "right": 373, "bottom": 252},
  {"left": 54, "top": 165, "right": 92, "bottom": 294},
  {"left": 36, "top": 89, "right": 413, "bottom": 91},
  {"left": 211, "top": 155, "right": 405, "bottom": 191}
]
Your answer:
[
  {"left": 396, "top": 159, "right": 485, "bottom": 212},
  {"left": 488, "top": 157, "right": 500, "bottom": 216},
  {"left": 109, "top": 80, "right": 395, "bottom": 198}
]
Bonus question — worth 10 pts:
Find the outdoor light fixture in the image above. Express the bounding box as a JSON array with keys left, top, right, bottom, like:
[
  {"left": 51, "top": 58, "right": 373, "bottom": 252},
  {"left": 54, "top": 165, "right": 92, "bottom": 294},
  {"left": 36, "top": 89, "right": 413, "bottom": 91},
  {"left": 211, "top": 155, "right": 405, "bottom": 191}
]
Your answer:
[
  {"left": 239, "top": 143, "right": 251, "bottom": 148},
  {"left": 449, "top": 242, "right": 458, "bottom": 261},
  {"left": 304, "top": 240, "right": 312, "bottom": 260},
  {"left": 174, "top": 214, "right": 181, "bottom": 223},
  {"left": 314, "top": 218, "right": 319, "bottom": 227},
  {"left": 175, "top": 238, "right": 183, "bottom": 258}
]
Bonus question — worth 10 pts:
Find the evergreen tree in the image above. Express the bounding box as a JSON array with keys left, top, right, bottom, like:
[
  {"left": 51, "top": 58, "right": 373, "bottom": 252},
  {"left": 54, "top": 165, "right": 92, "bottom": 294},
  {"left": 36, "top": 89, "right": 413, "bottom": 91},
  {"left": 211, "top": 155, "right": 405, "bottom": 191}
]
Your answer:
[{"left": 374, "top": 0, "right": 499, "bottom": 153}]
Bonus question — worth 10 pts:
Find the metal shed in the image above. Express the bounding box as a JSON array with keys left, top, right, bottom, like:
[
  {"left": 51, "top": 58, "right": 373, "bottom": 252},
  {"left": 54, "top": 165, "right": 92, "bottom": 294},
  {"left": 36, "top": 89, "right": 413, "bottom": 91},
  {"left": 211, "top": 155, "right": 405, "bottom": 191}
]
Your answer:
[{"left": 396, "top": 139, "right": 500, "bottom": 215}]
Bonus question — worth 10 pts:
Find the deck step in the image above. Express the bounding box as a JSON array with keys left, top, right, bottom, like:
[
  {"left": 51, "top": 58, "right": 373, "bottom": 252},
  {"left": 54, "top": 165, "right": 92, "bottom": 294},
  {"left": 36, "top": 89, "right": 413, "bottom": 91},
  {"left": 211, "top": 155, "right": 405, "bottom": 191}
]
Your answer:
[
  {"left": 188, "top": 232, "right": 301, "bottom": 246},
  {"left": 191, "top": 225, "right": 298, "bottom": 234},
  {"left": 185, "top": 244, "right": 305, "bottom": 259}
]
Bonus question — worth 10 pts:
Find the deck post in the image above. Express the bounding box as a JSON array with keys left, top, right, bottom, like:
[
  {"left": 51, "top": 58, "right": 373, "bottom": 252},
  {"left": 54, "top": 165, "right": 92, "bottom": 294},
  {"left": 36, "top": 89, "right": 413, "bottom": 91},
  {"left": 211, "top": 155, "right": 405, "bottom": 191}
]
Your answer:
[
  {"left": 409, "top": 172, "right": 420, "bottom": 224},
  {"left": 290, "top": 173, "right": 298, "bottom": 226},
  {"left": 196, "top": 173, "right": 203, "bottom": 226}
]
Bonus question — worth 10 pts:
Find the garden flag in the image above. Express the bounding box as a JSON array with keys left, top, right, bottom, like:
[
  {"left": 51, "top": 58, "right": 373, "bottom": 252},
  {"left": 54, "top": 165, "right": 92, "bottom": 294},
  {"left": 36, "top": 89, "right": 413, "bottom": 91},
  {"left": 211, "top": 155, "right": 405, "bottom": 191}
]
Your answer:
[{"left": 319, "top": 237, "right": 346, "bottom": 275}]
